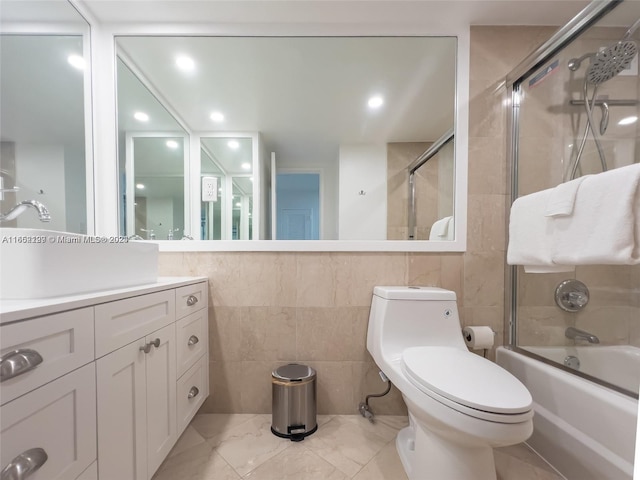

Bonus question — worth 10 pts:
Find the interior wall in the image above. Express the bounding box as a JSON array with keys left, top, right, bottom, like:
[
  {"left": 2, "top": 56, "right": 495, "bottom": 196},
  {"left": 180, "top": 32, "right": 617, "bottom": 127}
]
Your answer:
[{"left": 157, "top": 25, "right": 553, "bottom": 415}]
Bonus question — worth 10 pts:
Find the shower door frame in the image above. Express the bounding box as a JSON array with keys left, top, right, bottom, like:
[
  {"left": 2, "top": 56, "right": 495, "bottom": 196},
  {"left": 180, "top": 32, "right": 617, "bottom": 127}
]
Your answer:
[{"left": 503, "top": 0, "right": 638, "bottom": 399}]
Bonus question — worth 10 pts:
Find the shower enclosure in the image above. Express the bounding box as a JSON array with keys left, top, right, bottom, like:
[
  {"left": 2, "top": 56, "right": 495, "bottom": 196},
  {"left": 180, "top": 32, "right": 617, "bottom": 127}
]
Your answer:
[{"left": 498, "top": 1, "right": 639, "bottom": 478}]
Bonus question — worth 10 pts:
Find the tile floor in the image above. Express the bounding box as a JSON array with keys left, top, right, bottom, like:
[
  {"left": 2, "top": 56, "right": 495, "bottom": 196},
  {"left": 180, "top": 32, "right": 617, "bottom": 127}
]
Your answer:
[{"left": 152, "top": 414, "right": 564, "bottom": 480}]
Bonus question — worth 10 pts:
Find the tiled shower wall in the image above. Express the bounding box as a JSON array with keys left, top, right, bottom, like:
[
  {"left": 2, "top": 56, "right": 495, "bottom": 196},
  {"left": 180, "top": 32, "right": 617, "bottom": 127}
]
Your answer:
[
  {"left": 158, "top": 26, "right": 560, "bottom": 415},
  {"left": 514, "top": 25, "right": 640, "bottom": 348}
]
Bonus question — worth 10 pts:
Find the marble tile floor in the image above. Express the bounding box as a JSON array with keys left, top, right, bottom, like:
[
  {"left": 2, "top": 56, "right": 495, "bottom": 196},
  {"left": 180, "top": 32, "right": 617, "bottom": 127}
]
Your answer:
[{"left": 152, "top": 414, "right": 564, "bottom": 480}]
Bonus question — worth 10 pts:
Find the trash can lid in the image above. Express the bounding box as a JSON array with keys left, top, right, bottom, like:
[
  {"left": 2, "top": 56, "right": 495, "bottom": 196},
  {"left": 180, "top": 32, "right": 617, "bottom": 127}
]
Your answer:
[{"left": 273, "top": 364, "right": 316, "bottom": 382}]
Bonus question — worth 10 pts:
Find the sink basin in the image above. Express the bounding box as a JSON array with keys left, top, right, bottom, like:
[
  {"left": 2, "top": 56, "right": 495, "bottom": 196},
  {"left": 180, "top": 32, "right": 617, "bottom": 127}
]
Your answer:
[{"left": 0, "top": 228, "right": 158, "bottom": 299}]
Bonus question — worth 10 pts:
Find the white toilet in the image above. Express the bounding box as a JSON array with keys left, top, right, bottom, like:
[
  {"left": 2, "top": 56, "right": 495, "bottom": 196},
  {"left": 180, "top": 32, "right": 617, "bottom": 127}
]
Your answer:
[{"left": 367, "top": 286, "right": 533, "bottom": 480}]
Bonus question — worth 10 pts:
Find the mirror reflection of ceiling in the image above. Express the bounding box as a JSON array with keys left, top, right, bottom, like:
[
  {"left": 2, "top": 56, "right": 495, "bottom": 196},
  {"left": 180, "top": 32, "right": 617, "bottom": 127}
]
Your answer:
[
  {"left": 116, "top": 36, "right": 456, "bottom": 167},
  {"left": 201, "top": 137, "right": 253, "bottom": 176},
  {"left": 117, "top": 58, "right": 187, "bottom": 134},
  {"left": 0, "top": 35, "right": 84, "bottom": 144}
]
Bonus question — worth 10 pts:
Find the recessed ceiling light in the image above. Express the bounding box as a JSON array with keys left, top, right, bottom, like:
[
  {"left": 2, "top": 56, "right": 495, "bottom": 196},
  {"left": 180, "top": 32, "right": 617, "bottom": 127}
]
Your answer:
[
  {"left": 67, "top": 54, "right": 85, "bottom": 70},
  {"left": 368, "top": 95, "right": 384, "bottom": 109},
  {"left": 136, "top": 183, "right": 145, "bottom": 189},
  {"left": 134, "top": 112, "right": 149, "bottom": 122},
  {"left": 228, "top": 140, "right": 240, "bottom": 149},
  {"left": 210, "top": 111, "right": 225, "bottom": 122},
  {"left": 618, "top": 115, "right": 638, "bottom": 126},
  {"left": 166, "top": 140, "right": 179, "bottom": 149},
  {"left": 175, "top": 55, "right": 195, "bottom": 71},
  {"left": 241, "top": 162, "right": 251, "bottom": 170}
]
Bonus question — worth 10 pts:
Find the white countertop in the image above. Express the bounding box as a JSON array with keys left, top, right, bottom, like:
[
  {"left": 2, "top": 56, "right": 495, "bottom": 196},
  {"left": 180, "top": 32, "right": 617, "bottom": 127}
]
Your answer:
[{"left": 0, "top": 276, "right": 208, "bottom": 325}]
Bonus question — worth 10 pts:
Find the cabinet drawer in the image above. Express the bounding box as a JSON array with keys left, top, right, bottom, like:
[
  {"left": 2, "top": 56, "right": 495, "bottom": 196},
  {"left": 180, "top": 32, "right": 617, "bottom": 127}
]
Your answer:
[
  {"left": 0, "top": 307, "right": 94, "bottom": 406},
  {"left": 95, "top": 290, "right": 175, "bottom": 358},
  {"left": 175, "top": 282, "right": 207, "bottom": 319},
  {"left": 0, "top": 363, "right": 97, "bottom": 480},
  {"left": 176, "top": 310, "right": 207, "bottom": 378},
  {"left": 176, "top": 354, "right": 208, "bottom": 435}
]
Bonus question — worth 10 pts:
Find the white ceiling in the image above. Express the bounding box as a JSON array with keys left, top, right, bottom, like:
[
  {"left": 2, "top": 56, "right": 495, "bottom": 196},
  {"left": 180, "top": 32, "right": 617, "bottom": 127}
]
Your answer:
[{"left": 79, "top": 0, "right": 597, "bottom": 28}]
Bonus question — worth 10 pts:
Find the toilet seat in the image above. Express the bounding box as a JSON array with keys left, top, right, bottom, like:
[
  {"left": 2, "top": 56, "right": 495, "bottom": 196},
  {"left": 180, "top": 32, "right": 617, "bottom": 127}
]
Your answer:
[{"left": 401, "top": 346, "right": 533, "bottom": 423}]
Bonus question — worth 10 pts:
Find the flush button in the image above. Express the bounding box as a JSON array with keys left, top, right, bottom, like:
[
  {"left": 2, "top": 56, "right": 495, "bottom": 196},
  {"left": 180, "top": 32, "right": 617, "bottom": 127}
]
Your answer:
[{"left": 444, "top": 309, "right": 452, "bottom": 318}]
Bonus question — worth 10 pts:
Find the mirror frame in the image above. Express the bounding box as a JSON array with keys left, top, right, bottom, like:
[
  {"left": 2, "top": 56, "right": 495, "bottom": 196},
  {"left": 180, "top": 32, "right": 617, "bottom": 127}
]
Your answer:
[{"left": 85, "top": 18, "right": 469, "bottom": 252}]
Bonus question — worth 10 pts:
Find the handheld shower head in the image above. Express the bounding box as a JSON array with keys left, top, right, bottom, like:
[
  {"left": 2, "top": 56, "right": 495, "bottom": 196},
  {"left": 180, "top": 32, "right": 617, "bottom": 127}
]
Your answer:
[
  {"left": 568, "top": 18, "right": 640, "bottom": 84},
  {"left": 586, "top": 40, "right": 637, "bottom": 84}
]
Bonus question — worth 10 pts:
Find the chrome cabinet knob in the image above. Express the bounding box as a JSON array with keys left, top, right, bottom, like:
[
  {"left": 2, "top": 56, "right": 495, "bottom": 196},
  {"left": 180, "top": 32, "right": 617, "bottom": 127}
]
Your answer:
[
  {"left": 188, "top": 386, "right": 199, "bottom": 399},
  {"left": 1, "top": 447, "right": 48, "bottom": 480},
  {"left": 0, "top": 349, "right": 44, "bottom": 382},
  {"left": 187, "top": 335, "right": 199, "bottom": 346},
  {"left": 186, "top": 295, "right": 198, "bottom": 306},
  {"left": 139, "top": 338, "right": 161, "bottom": 354}
]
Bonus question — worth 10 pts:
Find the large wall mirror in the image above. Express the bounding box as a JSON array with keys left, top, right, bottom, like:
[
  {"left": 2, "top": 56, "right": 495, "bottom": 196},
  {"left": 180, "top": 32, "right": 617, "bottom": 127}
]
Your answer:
[
  {"left": 115, "top": 35, "right": 465, "bottom": 249},
  {"left": 0, "top": 0, "right": 92, "bottom": 233}
]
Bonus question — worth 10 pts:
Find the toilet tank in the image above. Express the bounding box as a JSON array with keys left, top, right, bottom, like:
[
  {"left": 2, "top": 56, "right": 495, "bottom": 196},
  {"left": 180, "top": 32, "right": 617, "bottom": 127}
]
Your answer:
[{"left": 367, "top": 287, "right": 467, "bottom": 360}]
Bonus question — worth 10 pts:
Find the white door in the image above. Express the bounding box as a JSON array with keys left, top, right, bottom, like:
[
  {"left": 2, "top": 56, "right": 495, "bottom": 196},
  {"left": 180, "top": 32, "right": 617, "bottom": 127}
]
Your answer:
[
  {"left": 97, "top": 340, "right": 147, "bottom": 480},
  {"left": 145, "top": 324, "right": 177, "bottom": 478}
]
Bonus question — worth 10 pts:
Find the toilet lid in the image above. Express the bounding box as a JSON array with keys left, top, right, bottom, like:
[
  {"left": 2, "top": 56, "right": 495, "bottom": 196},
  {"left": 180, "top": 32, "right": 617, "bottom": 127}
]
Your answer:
[{"left": 402, "top": 346, "right": 532, "bottom": 415}]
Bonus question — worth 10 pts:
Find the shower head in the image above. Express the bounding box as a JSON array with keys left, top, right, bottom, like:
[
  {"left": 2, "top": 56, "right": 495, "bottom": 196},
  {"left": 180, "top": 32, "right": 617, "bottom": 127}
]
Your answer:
[
  {"left": 585, "top": 40, "right": 637, "bottom": 84},
  {"left": 567, "top": 17, "right": 640, "bottom": 84}
]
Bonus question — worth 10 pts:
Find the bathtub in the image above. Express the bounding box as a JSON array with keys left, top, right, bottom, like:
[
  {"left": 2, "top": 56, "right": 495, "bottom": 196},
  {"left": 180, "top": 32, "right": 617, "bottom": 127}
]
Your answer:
[{"left": 496, "top": 346, "right": 638, "bottom": 480}]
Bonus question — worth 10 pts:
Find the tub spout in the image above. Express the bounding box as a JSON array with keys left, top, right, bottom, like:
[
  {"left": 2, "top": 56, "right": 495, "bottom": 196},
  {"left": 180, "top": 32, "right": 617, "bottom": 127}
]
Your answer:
[
  {"left": 565, "top": 327, "right": 600, "bottom": 344},
  {"left": 0, "top": 200, "right": 51, "bottom": 223}
]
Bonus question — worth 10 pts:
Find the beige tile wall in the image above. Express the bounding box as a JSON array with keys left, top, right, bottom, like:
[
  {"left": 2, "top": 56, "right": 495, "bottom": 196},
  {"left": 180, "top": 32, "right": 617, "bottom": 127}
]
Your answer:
[{"left": 158, "top": 26, "right": 589, "bottom": 415}]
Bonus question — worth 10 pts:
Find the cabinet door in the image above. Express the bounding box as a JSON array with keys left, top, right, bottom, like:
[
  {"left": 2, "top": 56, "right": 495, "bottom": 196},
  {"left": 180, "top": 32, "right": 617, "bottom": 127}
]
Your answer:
[
  {"left": 0, "top": 363, "right": 96, "bottom": 480},
  {"left": 145, "top": 323, "right": 177, "bottom": 478},
  {"left": 96, "top": 339, "right": 147, "bottom": 480}
]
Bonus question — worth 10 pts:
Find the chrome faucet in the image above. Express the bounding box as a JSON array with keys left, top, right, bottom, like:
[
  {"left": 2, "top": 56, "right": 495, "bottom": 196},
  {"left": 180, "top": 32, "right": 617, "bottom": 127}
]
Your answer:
[
  {"left": 0, "top": 200, "right": 51, "bottom": 223},
  {"left": 565, "top": 327, "right": 600, "bottom": 344}
]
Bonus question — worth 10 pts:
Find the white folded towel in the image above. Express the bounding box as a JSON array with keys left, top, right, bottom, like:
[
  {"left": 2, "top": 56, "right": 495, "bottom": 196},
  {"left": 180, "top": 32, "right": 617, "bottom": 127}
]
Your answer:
[
  {"left": 429, "top": 216, "right": 454, "bottom": 240},
  {"left": 508, "top": 163, "right": 640, "bottom": 271},
  {"left": 552, "top": 163, "right": 640, "bottom": 265},
  {"left": 545, "top": 175, "right": 589, "bottom": 217},
  {"left": 507, "top": 189, "right": 574, "bottom": 272}
]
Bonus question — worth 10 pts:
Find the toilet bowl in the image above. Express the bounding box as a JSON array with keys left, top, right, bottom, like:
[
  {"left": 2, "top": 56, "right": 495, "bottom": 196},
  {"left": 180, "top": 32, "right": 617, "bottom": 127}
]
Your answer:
[{"left": 367, "top": 286, "right": 533, "bottom": 480}]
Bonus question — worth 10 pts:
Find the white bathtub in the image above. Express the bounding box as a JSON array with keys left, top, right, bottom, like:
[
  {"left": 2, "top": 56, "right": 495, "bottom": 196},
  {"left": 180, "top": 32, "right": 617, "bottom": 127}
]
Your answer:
[{"left": 497, "top": 346, "right": 638, "bottom": 480}]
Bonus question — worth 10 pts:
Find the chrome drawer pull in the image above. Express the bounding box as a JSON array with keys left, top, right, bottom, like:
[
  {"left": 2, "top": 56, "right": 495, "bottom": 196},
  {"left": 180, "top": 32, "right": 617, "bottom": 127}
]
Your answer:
[
  {"left": 139, "top": 338, "right": 161, "bottom": 354},
  {"left": 187, "top": 335, "right": 199, "bottom": 346},
  {"left": 0, "top": 349, "right": 44, "bottom": 382},
  {"left": 1, "top": 447, "right": 48, "bottom": 480},
  {"left": 186, "top": 295, "right": 198, "bottom": 306},
  {"left": 188, "top": 386, "right": 199, "bottom": 399}
]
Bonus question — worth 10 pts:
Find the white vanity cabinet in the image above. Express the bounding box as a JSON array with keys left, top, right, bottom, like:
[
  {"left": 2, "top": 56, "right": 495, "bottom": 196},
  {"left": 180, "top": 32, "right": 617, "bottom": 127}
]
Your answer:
[
  {"left": 0, "top": 308, "right": 97, "bottom": 480},
  {"left": 0, "top": 278, "right": 209, "bottom": 480}
]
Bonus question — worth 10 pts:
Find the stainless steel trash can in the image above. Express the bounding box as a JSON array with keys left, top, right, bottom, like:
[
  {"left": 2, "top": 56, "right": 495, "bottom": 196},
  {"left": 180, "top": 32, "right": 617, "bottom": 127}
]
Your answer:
[{"left": 271, "top": 364, "right": 317, "bottom": 441}]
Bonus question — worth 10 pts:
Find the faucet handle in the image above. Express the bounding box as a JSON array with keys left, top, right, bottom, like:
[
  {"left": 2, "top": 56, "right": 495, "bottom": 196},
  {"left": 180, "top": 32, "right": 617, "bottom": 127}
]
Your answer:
[{"left": 555, "top": 279, "right": 589, "bottom": 312}]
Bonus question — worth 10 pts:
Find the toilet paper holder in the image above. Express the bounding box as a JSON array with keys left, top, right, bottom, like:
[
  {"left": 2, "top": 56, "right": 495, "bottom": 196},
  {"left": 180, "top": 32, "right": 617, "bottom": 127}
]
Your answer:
[{"left": 461, "top": 326, "right": 496, "bottom": 355}]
